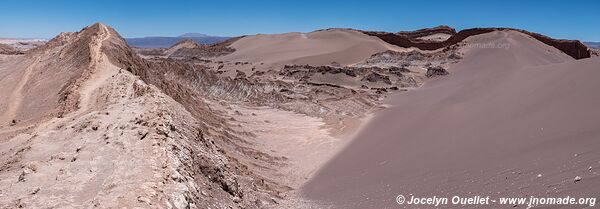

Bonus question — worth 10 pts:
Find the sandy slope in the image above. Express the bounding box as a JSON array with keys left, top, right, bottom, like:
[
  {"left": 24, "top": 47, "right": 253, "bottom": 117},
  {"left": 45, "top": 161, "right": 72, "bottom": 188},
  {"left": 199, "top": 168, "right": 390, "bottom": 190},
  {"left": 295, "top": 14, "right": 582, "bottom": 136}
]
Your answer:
[
  {"left": 0, "top": 56, "right": 37, "bottom": 126},
  {"left": 219, "top": 29, "right": 408, "bottom": 69},
  {"left": 302, "top": 31, "right": 600, "bottom": 208}
]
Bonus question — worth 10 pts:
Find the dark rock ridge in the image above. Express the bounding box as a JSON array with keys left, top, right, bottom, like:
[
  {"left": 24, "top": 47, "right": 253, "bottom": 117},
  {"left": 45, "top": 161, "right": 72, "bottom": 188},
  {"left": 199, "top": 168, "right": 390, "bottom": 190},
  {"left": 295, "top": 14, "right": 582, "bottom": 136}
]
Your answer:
[{"left": 362, "top": 27, "right": 590, "bottom": 59}]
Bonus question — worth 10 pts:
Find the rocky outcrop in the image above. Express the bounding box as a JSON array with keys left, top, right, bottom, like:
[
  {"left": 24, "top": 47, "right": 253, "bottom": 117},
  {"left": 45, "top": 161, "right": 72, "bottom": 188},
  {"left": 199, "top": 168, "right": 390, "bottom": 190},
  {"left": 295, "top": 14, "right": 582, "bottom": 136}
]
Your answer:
[
  {"left": 360, "top": 50, "right": 461, "bottom": 68},
  {"left": 1, "top": 22, "right": 288, "bottom": 209},
  {"left": 426, "top": 66, "right": 449, "bottom": 77},
  {"left": 0, "top": 43, "right": 21, "bottom": 55},
  {"left": 362, "top": 27, "right": 590, "bottom": 59}
]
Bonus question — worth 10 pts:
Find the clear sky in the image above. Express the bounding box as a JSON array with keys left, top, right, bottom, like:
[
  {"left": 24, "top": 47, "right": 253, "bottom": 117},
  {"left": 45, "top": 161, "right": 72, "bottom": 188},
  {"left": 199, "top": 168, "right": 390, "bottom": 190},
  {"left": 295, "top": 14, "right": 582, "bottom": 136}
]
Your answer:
[{"left": 0, "top": 0, "right": 599, "bottom": 41}]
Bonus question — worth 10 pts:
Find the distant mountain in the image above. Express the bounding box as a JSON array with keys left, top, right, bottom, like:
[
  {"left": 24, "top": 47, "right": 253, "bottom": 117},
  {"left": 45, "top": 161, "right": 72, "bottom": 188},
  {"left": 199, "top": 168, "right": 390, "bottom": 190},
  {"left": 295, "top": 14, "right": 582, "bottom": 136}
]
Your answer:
[
  {"left": 125, "top": 33, "right": 230, "bottom": 48},
  {"left": 178, "top": 33, "right": 210, "bottom": 38},
  {"left": 584, "top": 42, "right": 600, "bottom": 49}
]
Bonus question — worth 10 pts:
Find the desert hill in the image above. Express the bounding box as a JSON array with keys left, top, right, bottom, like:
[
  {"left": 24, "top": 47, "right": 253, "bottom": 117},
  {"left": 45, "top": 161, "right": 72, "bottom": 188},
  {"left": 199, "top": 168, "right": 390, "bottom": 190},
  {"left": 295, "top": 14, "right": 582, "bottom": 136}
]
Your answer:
[
  {"left": 164, "top": 38, "right": 200, "bottom": 55},
  {"left": 0, "top": 23, "right": 292, "bottom": 208},
  {"left": 303, "top": 30, "right": 600, "bottom": 208},
  {"left": 218, "top": 29, "right": 409, "bottom": 69}
]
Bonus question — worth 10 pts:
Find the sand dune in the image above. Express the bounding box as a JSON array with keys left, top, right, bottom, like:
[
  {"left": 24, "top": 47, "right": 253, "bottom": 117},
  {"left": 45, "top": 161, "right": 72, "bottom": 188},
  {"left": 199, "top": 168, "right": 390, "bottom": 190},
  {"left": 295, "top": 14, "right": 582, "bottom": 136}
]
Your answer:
[
  {"left": 220, "top": 29, "right": 408, "bottom": 68},
  {"left": 302, "top": 30, "right": 600, "bottom": 208}
]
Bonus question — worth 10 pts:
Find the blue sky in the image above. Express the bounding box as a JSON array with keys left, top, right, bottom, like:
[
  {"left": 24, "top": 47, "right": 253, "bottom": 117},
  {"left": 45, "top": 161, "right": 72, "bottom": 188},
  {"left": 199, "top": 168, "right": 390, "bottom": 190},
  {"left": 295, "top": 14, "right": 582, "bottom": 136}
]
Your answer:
[{"left": 0, "top": 0, "right": 599, "bottom": 41}]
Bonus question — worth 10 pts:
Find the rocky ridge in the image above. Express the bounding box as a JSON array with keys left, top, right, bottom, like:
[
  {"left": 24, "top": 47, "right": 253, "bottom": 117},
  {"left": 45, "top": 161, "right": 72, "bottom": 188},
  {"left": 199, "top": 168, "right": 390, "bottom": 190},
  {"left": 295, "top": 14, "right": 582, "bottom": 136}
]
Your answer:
[
  {"left": 362, "top": 27, "right": 591, "bottom": 59},
  {"left": 0, "top": 23, "right": 287, "bottom": 208}
]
